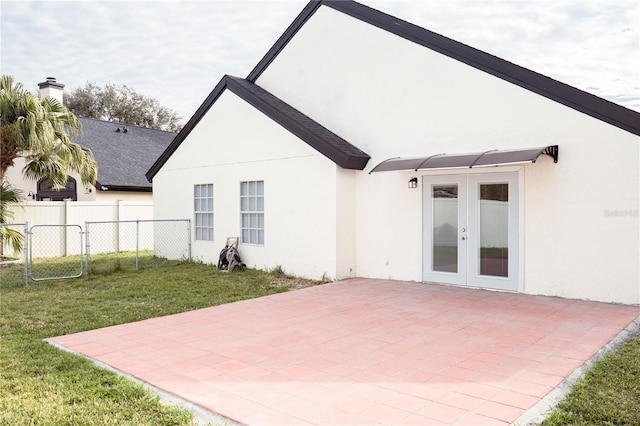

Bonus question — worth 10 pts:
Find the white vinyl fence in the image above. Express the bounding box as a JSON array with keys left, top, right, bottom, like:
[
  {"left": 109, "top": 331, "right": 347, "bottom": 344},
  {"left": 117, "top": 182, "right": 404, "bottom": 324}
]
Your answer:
[
  {"left": 10, "top": 200, "right": 153, "bottom": 226},
  {"left": 6, "top": 200, "right": 153, "bottom": 257}
]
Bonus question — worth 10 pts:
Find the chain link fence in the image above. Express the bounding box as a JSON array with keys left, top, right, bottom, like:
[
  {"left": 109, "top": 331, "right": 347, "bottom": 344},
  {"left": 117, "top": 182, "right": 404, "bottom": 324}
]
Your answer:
[
  {"left": 1, "top": 219, "right": 191, "bottom": 284},
  {"left": 85, "top": 219, "right": 191, "bottom": 274}
]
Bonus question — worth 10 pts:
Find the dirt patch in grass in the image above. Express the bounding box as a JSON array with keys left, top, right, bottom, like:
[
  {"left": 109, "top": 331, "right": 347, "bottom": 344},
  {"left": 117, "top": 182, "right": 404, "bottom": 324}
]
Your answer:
[{"left": 269, "top": 274, "right": 326, "bottom": 289}]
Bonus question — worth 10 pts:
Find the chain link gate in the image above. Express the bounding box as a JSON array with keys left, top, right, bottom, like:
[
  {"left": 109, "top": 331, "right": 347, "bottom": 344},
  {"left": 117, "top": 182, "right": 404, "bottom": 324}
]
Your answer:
[{"left": 29, "top": 224, "right": 84, "bottom": 281}]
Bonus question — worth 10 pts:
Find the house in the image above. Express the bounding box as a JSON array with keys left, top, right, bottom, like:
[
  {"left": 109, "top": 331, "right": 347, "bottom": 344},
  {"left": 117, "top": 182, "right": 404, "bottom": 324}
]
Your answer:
[
  {"left": 147, "top": 0, "right": 640, "bottom": 304},
  {"left": 5, "top": 77, "right": 176, "bottom": 202}
]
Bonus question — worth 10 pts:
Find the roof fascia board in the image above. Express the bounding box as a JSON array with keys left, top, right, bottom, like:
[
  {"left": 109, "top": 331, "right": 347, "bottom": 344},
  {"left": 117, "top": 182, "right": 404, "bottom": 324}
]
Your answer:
[
  {"left": 247, "top": 1, "right": 323, "bottom": 82},
  {"left": 147, "top": 75, "right": 369, "bottom": 181},
  {"left": 247, "top": 0, "right": 639, "bottom": 136},
  {"left": 146, "top": 78, "right": 228, "bottom": 181},
  {"left": 225, "top": 77, "right": 369, "bottom": 169},
  {"left": 322, "top": 1, "right": 640, "bottom": 136},
  {"left": 99, "top": 185, "right": 152, "bottom": 192}
]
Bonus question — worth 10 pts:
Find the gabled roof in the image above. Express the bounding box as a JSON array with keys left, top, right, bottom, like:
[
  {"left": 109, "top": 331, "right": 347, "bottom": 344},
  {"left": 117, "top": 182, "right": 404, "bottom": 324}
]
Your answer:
[
  {"left": 228, "top": 77, "right": 370, "bottom": 169},
  {"left": 146, "top": 76, "right": 370, "bottom": 181},
  {"left": 249, "top": 0, "right": 640, "bottom": 137},
  {"left": 76, "top": 117, "right": 176, "bottom": 191},
  {"left": 147, "top": 0, "right": 640, "bottom": 182}
]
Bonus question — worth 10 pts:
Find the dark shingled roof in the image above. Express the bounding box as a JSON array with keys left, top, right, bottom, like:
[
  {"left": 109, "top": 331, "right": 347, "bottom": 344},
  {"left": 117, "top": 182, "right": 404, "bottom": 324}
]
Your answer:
[{"left": 75, "top": 117, "right": 176, "bottom": 191}]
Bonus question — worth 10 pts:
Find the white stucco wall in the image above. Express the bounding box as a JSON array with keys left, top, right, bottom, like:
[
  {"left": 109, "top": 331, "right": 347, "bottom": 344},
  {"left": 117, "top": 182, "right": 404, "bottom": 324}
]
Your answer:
[
  {"left": 254, "top": 5, "right": 639, "bottom": 303},
  {"left": 335, "top": 167, "right": 357, "bottom": 280},
  {"left": 523, "top": 123, "right": 639, "bottom": 304},
  {"left": 153, "top": 90, "right": 340, "bottom": 280}
]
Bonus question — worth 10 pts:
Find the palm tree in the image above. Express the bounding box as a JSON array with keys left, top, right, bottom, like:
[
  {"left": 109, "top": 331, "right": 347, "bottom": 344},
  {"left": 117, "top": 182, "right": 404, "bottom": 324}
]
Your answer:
[
  {"left": 0, "top": 181, "right": 23, "bottom": 256},
  {"left": 1, "top": 75, "right": 97, "bottom": 184},
  {"left": 0, "top": 75, "right": 98, "bottom": 255}
]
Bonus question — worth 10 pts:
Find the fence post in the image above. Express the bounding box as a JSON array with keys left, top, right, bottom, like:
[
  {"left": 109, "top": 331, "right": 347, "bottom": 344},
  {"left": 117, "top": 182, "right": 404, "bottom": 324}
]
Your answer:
[
  {"left": 135, "top": 219, "right": 140, "bottom": 270},
  {"left": 23, "top": 222, "right": 29, "bottom": 286},
  {"left": 27, "top": 221, "right": 33, "bottom": 285},
  {"left": 85, "top": 221, "right": 90, "bottom": 276},
  {"left": 116, "top": 200, "right": 122, "bottom": 253},
  {"left": 187, "top": 219, "right": 192, "bottom": 262},
  {"left": 63, "top": 200, "right": 70, "bottom": 257}
]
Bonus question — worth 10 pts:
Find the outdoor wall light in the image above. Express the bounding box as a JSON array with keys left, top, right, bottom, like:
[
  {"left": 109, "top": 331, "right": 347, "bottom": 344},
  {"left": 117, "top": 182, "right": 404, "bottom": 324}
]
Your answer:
[{"left": 408, "top": 177, "right": 418, "bottom": 189}]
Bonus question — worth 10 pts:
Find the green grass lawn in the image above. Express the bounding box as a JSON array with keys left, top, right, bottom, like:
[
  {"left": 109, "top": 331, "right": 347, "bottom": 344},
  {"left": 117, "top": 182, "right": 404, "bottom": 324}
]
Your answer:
[
  {"left": 541, "top": 333, "right": 640, "bottom": 426},
  {"left": 0, "top": 253, "right": 311, "bottom": 426}
]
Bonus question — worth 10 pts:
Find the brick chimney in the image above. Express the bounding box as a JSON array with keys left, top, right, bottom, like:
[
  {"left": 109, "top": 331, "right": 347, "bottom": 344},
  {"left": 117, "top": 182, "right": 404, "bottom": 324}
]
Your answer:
[{"left": 38, "top": 77, "right": 65, "bottom": 103}]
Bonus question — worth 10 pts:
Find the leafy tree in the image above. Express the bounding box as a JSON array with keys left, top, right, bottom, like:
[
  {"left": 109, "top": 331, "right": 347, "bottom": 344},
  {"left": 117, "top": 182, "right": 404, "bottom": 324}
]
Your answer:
[
  {"left": 65, "top": 82, "right": 182, "bottom": 132},
  {"left": 0, "top": 75, "right": 98, "bottom": 254}
]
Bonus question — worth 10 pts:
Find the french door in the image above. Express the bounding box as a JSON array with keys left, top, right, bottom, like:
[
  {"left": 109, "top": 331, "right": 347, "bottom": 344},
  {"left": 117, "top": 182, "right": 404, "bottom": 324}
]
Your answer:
[{"left": 422, "top": 172, "right": 519, "bottom": 291}]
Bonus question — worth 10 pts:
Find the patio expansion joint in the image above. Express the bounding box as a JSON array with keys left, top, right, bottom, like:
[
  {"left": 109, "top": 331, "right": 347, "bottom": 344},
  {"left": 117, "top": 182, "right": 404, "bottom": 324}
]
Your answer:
[
  {"left": 512, "top": 315, "right": 640, "bottom": 425},
  {"left": 44, "top": 338, "right": 242, "bottom": 426}
]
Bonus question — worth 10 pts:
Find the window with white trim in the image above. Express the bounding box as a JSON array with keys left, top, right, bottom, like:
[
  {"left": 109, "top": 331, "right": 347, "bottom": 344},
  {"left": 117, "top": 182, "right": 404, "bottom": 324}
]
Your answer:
[
  {"left": 194, "top": 184, "right": 213, "bottom": 241},
  {"left": 240, "top": 180, "right": 264, "bottom": 245}
]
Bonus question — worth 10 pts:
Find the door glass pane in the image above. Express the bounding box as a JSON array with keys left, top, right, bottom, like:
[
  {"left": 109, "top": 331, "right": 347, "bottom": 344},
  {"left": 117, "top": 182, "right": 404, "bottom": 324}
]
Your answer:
[
  {"left": 432, "top": 184, "right": 458, "bottom": 272},
  {"left": 479, "top": 183, "right": 509, "bottom": 277}
]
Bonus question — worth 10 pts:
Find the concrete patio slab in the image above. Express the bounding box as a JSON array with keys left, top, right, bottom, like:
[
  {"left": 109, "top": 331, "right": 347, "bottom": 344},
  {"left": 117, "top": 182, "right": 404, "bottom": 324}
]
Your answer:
[{"left": 48, "top": 278, "right": 640, "bottom": 425}]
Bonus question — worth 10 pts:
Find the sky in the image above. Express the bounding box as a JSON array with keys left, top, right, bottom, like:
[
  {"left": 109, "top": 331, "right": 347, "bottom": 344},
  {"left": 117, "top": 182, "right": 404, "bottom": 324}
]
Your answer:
[{"left": 1, "top": 0, "right": 638, "bottom": 124}]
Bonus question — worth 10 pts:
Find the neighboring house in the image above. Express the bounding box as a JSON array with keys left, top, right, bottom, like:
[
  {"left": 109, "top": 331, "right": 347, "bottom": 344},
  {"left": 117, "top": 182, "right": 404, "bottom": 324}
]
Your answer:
[
  {"left": 5, "top": 78, "right": 176, "bottom": 202},
  {"left": 147, "top": 1, "right": 640, "bottom": 304}
]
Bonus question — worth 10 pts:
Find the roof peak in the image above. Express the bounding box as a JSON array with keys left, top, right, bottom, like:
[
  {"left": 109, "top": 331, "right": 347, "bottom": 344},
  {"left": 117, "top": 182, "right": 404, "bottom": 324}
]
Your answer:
[{"left": 248, "top": 0, "right": 640, "bottom": 136}]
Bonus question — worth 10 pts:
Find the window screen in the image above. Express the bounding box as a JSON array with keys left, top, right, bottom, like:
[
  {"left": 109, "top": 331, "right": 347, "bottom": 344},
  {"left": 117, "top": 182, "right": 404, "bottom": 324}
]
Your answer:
[
  {"left": 240, "top": 181, "right": 264, "bottom": 245},
  {"left": 194, "top": 184, "right": 213, "bottom": 241}
]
